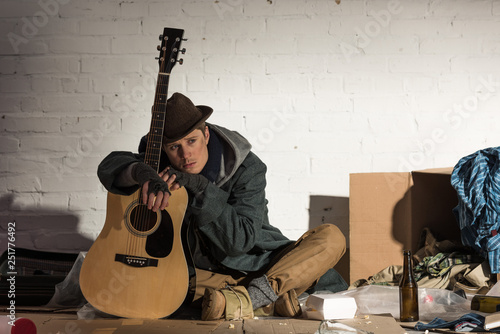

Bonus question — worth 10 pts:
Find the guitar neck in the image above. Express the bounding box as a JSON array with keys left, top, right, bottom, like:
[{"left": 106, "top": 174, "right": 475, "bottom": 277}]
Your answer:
[
  {"left": 143, "top": 27, "right": 184, "bottom": 172},
  {"left": 144, "top": 73, "right": 169, "bottom": 172}
]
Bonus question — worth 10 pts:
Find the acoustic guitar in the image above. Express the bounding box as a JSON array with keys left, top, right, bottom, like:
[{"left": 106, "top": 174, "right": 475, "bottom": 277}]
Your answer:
[{"left": 80, "top": 27, "right": 195, "bottom": 319}]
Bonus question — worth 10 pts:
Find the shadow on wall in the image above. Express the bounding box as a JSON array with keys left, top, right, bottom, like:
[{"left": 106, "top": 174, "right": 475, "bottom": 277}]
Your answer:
[
  {"left": 0, "top": 193, "right": 93, "bottom": 255},
  {"left": 392, "top": 173, "right": 461, "bottom": 254},
  {"left": 309, "top": 195, "right": 350, "bottom": 285},
  {"left": 392, "top": 188, "right": 412, "bottom": 251}
]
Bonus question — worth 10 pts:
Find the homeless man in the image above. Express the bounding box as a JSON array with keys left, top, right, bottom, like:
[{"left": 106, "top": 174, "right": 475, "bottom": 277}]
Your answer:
[{"left": 96, "top": 92, "right": 347, "bottom": 320}]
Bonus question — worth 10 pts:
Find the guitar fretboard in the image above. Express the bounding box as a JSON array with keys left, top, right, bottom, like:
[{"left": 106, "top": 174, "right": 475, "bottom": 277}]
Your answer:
[
  {"left": 142, "top": 27, "right": 184, "bottom": 173},
  {"left": 144, "top": 73, "right": 170, "bottom": 172}
]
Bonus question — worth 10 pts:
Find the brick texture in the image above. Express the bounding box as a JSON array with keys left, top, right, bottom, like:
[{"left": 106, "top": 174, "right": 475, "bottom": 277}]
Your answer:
[{"left": 1, "top": 0, "right": 500, "bottom": 254}]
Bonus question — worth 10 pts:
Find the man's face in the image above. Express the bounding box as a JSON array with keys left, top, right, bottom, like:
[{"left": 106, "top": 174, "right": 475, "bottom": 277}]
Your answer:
[{"left": 163, "top": 126, "right": 210, "bottom": 174}]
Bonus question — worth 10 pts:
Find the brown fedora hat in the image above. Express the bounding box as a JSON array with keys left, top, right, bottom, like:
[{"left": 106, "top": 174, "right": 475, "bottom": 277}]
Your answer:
[{"left": 163, "top": 92, "right": 213, "bottom": 142}]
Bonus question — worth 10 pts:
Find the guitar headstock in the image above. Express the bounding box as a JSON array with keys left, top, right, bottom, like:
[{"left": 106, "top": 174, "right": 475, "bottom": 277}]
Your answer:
[{"left": 157, "top": 27, "right": 185, "bottom": 74}]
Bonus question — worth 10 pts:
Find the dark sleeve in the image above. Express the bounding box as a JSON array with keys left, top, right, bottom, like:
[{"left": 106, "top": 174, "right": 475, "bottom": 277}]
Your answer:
[
  {"left": 193, "top": 153, "right": 271, "bottom": 257},
  {"left": 97, "top": 151, "right": 145, "bottom": 196}
]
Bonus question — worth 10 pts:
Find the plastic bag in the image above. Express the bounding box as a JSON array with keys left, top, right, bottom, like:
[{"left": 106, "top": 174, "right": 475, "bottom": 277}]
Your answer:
[
  {"left": 335, "top": 285, "right": 472, "bottom": 322},
  {"left": 45, "top": 252, "right": 87, "bottom": 308}
]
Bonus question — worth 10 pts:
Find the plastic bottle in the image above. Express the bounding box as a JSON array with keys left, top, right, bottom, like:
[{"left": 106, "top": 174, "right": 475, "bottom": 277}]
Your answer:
[
  {"left": 399, "top": 249, "right": 419, "bottom": 322},
  {"left": 471, "top": 295, "right": 500, "bottom": 313}
]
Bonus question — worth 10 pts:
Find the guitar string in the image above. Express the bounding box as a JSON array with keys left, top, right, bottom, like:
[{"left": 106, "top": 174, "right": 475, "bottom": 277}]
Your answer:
[
  {"left": 131, "top": 35, "right": 178, "bottom": 259},
  {"left": 129, "top": 37, "right": 166, "bottom": 258},
  {"left": 136, "top": 38, "right": 169, "bottom": 257}
]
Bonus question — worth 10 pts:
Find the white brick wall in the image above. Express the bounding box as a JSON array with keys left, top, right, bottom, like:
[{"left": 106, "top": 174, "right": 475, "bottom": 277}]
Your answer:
[{"left": 1, "top": 0, "right": 500, "bottom": 254}]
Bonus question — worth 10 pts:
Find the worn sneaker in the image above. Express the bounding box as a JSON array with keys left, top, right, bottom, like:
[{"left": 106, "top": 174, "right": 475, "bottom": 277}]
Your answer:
[
  {"left": 274, "top": 289, "right": 302, "bottom": 318},
  {"left": 201, "top": 288, "right": 226, "bottom": 321}
]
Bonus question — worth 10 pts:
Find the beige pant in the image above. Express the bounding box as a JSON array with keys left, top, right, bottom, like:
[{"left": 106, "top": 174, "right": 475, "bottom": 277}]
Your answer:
[{"left": 193, "top": 224, "right": 346, "bottom": 302}]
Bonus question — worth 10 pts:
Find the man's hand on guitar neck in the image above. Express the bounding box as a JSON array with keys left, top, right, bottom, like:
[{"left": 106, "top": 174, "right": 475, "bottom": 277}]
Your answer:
[{"left": 131, "top": 162, "right": 173, "bottom": 212}]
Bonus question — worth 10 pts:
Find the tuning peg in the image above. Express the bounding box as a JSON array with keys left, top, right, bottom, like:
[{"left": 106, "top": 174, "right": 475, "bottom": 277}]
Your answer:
[
  {"left": 179, "top": 48, "right": 186, "bottom": 54},
  {"left": 157, "top": 45, "right": 161, "bottom": 51},
  {"left": 182, "top": 38, "right": 188, "bottom": 41},
  {"left": 177, "top": 59, "right": 184, "bottom": 65},
  {"left": 158, "top": 35, "right": 163, "bottom": 41}
]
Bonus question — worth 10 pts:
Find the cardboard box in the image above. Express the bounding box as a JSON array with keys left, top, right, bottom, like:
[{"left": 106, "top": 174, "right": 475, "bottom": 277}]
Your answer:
[
  {"left": 349, "top": 167, "right": 461, "bottom": 284},
  {"left": 305, "top": 294, "right": 357, "bottom": 320}
]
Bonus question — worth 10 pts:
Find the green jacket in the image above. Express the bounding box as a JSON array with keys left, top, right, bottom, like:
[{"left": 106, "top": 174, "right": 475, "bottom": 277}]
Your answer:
[{"left": 97, "top": 124, "right": 292, "bottom": 273}]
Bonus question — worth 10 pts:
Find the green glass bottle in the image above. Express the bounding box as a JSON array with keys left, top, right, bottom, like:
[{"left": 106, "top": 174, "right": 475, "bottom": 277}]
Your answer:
[
  {"left": 471, "top": 295, "right": 500, "bottom": 313},
  {"left": 399, "top": 250, "right": 419, "bottom": 322}
]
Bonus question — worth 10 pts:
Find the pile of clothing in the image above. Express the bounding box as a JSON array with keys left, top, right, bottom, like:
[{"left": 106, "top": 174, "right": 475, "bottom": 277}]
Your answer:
[
  {"left": 349, "top": 228, "right": 490, "bottom": 293},
  {"left": 451, "top": 146, "right": 500, "bottom": 275}
]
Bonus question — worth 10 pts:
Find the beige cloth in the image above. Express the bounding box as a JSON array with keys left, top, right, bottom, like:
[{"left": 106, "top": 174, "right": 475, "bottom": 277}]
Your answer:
[
  {"left": 351, "top": 262, "right": 487, "bottom": 290},
  {"left": 220, "top": 286, "right": 254, "bottom": 320},
  {"left": 414, "top": 228, "right": 467, "bottom": 263},
  {"left": 349, "top": 228, "right": 491, "bottom": 292},
  {"left": 193, "top": 224, "right": 346, "bottom": 302}
]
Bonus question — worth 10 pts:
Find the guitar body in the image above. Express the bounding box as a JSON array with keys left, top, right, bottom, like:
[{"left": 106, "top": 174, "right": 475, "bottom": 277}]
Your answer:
[
  {"left": 80, "top": 187, "right": 191, "bottom": 319},
  {"left": 80, "top": 27, "right": 193, "bottom": 319}
]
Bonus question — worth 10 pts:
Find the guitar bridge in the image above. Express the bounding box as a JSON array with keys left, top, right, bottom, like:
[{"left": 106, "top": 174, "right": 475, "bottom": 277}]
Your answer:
[{"left": 115, "top": 254, "right": 158, "bottom": 268}]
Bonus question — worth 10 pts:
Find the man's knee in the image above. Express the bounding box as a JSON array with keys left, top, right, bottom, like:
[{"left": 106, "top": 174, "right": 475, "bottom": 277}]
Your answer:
[
  {"left": 317, "top": 224, "right": 346, "bottom": 257},
  {"left": 318, "top": 224, "right": 346, "bottom": 246}
]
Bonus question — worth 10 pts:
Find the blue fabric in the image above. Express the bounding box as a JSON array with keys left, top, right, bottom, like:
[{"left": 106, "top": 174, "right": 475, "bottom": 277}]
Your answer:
[
  {"left": 414, "top": 313, "right": 486, "bottom": 332},
  {"left": 451, "top": 146, "right": 500, "bottom": 274}
]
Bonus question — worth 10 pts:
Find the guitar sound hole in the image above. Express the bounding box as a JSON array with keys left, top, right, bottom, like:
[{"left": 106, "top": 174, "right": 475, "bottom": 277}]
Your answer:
[{"left": 130, "top": 204, "right": 158, "bottom": 233}]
